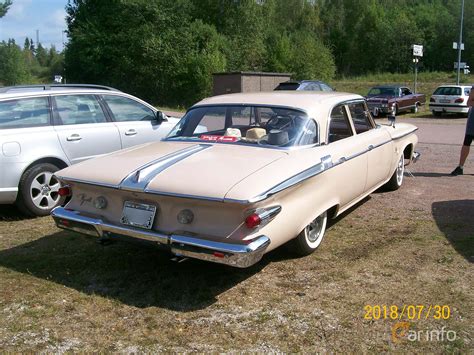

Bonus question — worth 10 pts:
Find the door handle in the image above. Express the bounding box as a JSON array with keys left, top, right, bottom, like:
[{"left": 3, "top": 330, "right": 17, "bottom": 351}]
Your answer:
[
  {"left": 125, "top": 129, "right": 137, "bottom": 136},
  {"left": 66, "top": 134, "right": 82, "bottom": 142}
]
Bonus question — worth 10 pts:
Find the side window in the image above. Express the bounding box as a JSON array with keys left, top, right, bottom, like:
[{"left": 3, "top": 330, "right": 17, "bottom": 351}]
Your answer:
[
  {"left": 103, "top": 95, "right": 155, "bottom": 122},
  {"left": 54, "top": 95, "right": 106, "bottom": 125},
  {"left": 0, "top": 97, "right": 50, "bottom": 129},
  {"left": 328, "top": 105, "right": 353, "bottom": 143},
  {"left": 348, "top": 102, "right": 373, "bottom": 134}
]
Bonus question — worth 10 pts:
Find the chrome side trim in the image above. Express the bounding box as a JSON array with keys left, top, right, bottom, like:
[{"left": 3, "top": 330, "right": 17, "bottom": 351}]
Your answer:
[
  {"left": 120, "top": 144, "right": 212, "bottom": 192},
  {"left": 246, "top": 155, "right": 333, "bottom": 203},
  {"left": 391, "top": 127, "right": 418, "bottom": 140},
  {"left": 54, "top": 176, "right": 120, "bottom": 189},
  {"left": 51, "top": 207, "right": 270, "bottom": 268}
]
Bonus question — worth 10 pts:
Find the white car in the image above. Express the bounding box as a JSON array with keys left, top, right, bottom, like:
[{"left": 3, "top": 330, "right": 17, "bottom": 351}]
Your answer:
[
  {"left": 429, "top": 85, "right": 472, "bottom": 116},
  {"left": 0, "top": 84, "right": 179, "bottom": 216}
]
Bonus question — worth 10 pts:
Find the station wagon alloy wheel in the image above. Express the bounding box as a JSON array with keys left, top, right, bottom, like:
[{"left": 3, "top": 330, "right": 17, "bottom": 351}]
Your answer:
[
  {"left": 16, "top": 163, "right": 61, "bottom": 216},
  {"left": 30, "top": 171, "right": 61, "bottom": 210}
]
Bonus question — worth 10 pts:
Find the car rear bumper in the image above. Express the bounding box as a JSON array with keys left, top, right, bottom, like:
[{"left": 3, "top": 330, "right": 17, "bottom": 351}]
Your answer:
[
  {"left": 429, "top": 104, "right": 469, "bottom": 113},
  {"left": 51, "top": 207, "right": 270, "bottom": 268}
]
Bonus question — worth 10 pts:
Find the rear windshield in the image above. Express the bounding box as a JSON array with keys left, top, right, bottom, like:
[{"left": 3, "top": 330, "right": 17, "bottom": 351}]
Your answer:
[
  {"left": 433, "top": 87, "right": 462, "bottom": 96},
  {"left": 166, "top": 105, "right": 318, "bottom": 148},
  {"left": 275, "top": 83, "right": 299, "bottom": 90}
]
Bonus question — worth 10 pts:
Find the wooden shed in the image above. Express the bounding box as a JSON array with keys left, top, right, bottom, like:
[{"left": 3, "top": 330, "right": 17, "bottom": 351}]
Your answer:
[{"left": 212, "top": 71, "right": 291, "bottom": 96}]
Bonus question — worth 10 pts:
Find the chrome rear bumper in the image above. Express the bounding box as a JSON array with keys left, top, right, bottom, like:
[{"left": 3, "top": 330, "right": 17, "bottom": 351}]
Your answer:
[{"left": 51, "top": 207, "right": 270, "bottom": 268}]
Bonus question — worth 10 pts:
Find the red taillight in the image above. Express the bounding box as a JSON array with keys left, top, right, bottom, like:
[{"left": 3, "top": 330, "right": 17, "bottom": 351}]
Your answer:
[
  {"left": 245, "top": 213, "right": 261, "bottom": 228},
  {"left": 213, "top": 251, "right": 225, "bottom": 258},
  {"left": 58, "top": 186, "right": 71, "bottom": 197},
  {"left": 429, "top": 97, "right": 435, "bottom": 102},
  {"left": 455, "top": 98, "right": 464, "bottom": 103}
]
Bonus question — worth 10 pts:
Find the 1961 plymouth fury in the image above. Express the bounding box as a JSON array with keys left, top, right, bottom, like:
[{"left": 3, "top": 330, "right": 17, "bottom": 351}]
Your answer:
[{"left": 51, "top": 92, "right": 419, "bottom": 268}]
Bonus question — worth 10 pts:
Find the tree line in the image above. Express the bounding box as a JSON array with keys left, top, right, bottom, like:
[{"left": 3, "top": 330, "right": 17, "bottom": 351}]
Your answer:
[{"left": 1, "top": 0, "right": 473, "bottom": 106}]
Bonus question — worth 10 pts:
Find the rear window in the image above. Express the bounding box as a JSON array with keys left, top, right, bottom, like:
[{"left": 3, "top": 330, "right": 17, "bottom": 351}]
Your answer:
[
  {"left": 0, "top": 97, "right": 50, "bottom": 129},
  {"left": 275, "top": 82, "right": 299, "bottom": 90},
  {"left": 433, "top": 87, "right": 461, "bottom": 96}
]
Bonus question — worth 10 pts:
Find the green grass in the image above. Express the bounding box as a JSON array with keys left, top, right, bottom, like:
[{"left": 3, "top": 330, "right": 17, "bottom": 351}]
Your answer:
[{"left": 330, "top": 71, "right": 473, "bottom": 98}]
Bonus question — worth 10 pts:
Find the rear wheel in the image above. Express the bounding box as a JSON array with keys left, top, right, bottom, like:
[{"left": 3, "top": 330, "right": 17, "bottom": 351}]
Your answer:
[
  {"left": 289, "top": 211, "right": 328, "bottom": 256},
  {"left": 384, "top": 154, "right": 404, "bottom": 191},
  {"left": 16, "top": 163, "right": 62, "bottom": 216},
  {"left": 412, "top": 103, "right": 419, "bottom": 114},
  {"left": 432, "top": 110, "right": 442, "bottom": 117}
]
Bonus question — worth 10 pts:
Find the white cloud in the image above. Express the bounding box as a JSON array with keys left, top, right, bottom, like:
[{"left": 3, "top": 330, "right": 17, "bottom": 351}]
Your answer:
[{"left": 5, "top": 0, "right": 33, "bottom": 20}]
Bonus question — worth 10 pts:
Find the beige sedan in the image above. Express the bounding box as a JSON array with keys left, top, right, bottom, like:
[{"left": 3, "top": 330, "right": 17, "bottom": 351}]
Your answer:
[{"left": 51, "top": 92, "right": 419, "bottom": 268}]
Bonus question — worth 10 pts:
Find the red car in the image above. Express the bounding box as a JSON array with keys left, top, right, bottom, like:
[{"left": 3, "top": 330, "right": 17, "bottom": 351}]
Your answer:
[{"left": 366, "top": 85, "right": 426, "bottom": 117}]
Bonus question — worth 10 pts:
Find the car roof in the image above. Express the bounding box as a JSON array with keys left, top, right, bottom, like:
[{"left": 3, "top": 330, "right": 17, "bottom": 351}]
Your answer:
[
  {"left": 193, "top": 91, "right": 362, "bottom": 121},
  {"left": 434, "top": 84, "right": 473, "bottom": 88},
  {"left": 370, "top": 85, "right": 404, "bottom": 89},
  {"left": 0, "top": 88, "right": 124, "bottom": 100}
]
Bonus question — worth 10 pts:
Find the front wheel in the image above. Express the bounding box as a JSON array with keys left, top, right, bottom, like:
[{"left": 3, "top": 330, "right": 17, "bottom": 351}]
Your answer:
[
  {"left": 16, "top": 163, "right": 62, "bottom": 216},
  {"left": 289, "top": 211, "right": 328, "bottom": 256},
  {"left": 432, "top": 110, "right": 442, "bottom": 117},
  {"left": 383, "top": 154, "right": 404, "bottom": 191}
]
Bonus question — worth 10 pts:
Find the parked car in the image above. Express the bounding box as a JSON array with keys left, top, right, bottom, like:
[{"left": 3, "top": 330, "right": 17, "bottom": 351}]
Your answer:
[
  {"left": 429, "top": 85, "right": 472, "bottom": 116},
  {"left": 366, "top": 85, "right": 426, "bottom": 117},
  {"left": 51, "top": 91, "right": 419, "bottom": 268},
  {"left": 0, "top": 84, "right": 179, "bottom": 216},
  {"left": 274, "top": 80, "right": 334, "bottom": 92}
]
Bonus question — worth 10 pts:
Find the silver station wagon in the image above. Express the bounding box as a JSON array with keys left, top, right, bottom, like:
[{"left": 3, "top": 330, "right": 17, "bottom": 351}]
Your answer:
[{"left": 0, "top": 85, "right": 179, "bottom": 216}]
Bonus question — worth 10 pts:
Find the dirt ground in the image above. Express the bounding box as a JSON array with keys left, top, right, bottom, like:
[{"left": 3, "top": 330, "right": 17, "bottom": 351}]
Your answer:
[{"left": 0, "top": 115, "right": 472, "bottom": 352}]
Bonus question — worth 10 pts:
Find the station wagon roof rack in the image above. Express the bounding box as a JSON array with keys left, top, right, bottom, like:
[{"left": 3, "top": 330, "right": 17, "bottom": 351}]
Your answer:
[{"left": 0, "top": 84, "right": 121, "bottom": 93}]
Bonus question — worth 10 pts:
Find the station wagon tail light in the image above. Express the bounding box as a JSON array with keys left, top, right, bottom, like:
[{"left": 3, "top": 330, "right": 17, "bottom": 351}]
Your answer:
[
  {"left": 245, "top": 206, "right": 282, "bottom": 229},
  {"left": 58, "top": 186, "right": 71, "bottom": 197},
  {"left": 455, "top": 98, "right": 464, "bottom": 103}
]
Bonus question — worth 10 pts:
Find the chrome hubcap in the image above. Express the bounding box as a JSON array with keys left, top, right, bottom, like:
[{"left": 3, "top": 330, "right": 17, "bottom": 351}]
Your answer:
[
  {"left": 30, "top": 171, "right": 60, "bottom": 209},
  {"left": 396, "top": 155, "right": 404, "bottom": 185},
  {"left": 304, "top": 211, "right": 327, "bottom": 249}
]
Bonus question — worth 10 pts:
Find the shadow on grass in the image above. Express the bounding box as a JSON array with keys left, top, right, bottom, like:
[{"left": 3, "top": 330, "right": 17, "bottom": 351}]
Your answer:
[
  {"left": 0, "top": 231, "right": 267, "bottom": 311},
  {"left": 432, "top": 200, "right": 473, "bottom": 263},
  {"left": 0, "top": 205, "right": 35, "bottom": 221}
]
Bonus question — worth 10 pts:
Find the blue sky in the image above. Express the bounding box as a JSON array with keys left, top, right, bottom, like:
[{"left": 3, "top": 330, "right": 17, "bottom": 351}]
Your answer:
[{"left": 0, "top": 0, "right": 67, "bottom": 50}]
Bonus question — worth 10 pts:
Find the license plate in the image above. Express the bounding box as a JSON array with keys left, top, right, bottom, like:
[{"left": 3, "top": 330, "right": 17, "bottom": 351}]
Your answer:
[
  {"left": 439, "top": 99, "right": 450, "bottom": 103},
  {"left": 121, "top": 201, "right": 156, "bottom": 229}
]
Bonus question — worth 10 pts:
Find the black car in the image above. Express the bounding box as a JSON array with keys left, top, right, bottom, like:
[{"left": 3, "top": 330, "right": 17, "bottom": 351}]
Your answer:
[{"left": 275, "top": 80, "right": 334, "bottom": 92}]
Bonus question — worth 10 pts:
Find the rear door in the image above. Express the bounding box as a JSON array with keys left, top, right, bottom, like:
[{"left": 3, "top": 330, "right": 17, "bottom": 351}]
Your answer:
[
  {"left": 326, "top": 103, "right": 367, "bottom": 206},
  {"left": 347, "top": 101, "right": 393, "bottom": 191},
  {"left": 101, "top": 94, "right": 169, "bottom": 149},
  {"left": 52, "top": 94, "right": 121, "bottom": 164}
]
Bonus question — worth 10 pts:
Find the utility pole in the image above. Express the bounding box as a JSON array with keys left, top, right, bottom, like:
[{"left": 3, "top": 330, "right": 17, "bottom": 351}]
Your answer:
[
  {"left": 36, "top": 29, "right": 39, "bottom": 46},
  {"left": 456, "top": 0, "right": 465, "bottom": 85}
]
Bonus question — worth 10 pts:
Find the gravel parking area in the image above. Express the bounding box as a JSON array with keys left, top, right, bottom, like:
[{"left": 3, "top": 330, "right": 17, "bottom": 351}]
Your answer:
[{"left": 0, "top": 116, "right": 472, "bottom": 352}]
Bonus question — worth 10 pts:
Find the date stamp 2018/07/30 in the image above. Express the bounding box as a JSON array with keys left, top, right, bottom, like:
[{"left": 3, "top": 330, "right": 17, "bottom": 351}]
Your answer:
[{"left": 364, "top": 304, "right": 451, "bottom": 321}]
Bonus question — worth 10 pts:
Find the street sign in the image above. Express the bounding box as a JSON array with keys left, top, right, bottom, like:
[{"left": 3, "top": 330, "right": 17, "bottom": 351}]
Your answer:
[
  {"left": 412, "top": 44, "right": 423, "bottom": 57},
  {"left": 454, "top": 62, "right": 467, "bottom": 69},
  {"left": 453, "top": 42, "right": 465, "bottom": 50}
]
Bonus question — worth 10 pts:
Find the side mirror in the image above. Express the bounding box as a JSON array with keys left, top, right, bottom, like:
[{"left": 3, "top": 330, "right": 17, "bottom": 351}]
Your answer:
[
  {"left": 155, "top": 111, "right": 168, "bottom": 122},
  {"left": 387, "top": 114, "right": 396, "bottom": 127}
]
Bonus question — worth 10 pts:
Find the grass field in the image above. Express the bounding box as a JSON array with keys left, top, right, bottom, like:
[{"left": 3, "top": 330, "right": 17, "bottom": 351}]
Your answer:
[{"left": 0, "top": 124, "right": 472, "bottom": 351}]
